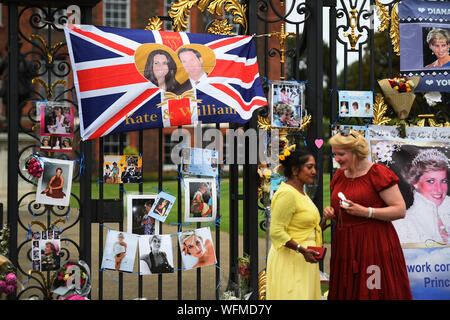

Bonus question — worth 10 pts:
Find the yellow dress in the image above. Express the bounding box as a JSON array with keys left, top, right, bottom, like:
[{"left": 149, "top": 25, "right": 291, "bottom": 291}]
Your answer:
[{"left": 266, "top": 182, "right": 322, "bottom": 300}]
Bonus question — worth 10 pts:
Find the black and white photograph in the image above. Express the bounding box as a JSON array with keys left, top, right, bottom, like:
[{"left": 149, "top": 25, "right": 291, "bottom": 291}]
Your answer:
[
  {"left": 35, "top": 157, "right": 74, "bottom": 207},
  {"left": 138, "top": 234, "right": 174, "bottom": 275},
  {"left": 126, "top": 194, "right": 160, "bottom": 235},
  {"left": 101, "top": 229, "right": 138, "bottom": 273},
  {"left": 184, "top": 177, "right": 217, "bottom": 223}
]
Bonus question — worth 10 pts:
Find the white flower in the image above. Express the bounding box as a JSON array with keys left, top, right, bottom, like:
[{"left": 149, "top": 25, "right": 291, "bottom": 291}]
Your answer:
[{"left": 423, "top": 92, "right": 442, "bottom": 107}]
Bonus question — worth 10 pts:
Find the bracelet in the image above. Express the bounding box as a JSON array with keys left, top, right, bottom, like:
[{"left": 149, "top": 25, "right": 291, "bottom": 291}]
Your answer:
[
  {"left": 368, "top": 207, "right": 374, "bottom": 219},
  {"left": 295, "top": 244, "right": 302, "bottom": 253}
]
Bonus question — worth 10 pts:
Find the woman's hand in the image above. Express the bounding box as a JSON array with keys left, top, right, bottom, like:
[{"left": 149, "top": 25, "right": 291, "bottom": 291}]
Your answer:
[
  {"left": 302, "top": 248, "right": 319, "bottom": 264},
  {"left": 323, "top": 206, "right": 336, "bottom": 221},
  {"left": 339, "top": 199, "right": 367, "bottom": 218}
]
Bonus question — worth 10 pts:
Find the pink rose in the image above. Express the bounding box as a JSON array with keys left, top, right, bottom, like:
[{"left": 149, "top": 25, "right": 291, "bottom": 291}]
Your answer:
[
  {"left": 0, "top": 281, "right": 6, "bottom": 292},
  {"left": 4, "top": 285, "right": 16, "bottom": 295},
  {"left": 5, "top": 273, "right": 17, "bottom": 285}
]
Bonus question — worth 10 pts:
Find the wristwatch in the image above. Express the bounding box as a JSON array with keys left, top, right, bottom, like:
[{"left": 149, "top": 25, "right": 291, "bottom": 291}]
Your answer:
[{"left": 295, "top": 244, "right": 302, "bottom": 253}]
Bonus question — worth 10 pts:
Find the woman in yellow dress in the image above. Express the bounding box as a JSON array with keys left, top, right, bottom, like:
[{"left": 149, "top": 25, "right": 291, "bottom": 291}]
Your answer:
[{"left": 266, "top": 148, "right": 330, "bottom": 300}]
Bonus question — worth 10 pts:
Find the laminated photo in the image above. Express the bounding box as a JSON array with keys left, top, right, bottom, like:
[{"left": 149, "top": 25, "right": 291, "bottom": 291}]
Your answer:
[
  {"left": 103, "top": 155, "right": 142, "bottom": 184},
  {"left": 101, "top": 229, "right": 138, "bottom": 273},
  {"left": 138, "top": 234, "right": 174, "bottom": 275},
  {"left": 178, "top": 227, "right": 217, "bottom": 270},
  {"left": 270, "top": 80, "right": 304, "bottom": 129},
  {"left": 126, "top": 194, "right": 160, "bottom": 235},
  {"left": 181, "top": 147, "right": 219, "bottom": 177},
  {"left": 184, "top": 177, "right": 217, "bottom": 222},
  {"left": 148, "top": 191, "right": 176, "bottom": 223},
  {"left": 338, "top": 91, "right": 373, "bottom": 118},
  {"left": 35, "top": 157, "right": 74, "bottom": 207}
]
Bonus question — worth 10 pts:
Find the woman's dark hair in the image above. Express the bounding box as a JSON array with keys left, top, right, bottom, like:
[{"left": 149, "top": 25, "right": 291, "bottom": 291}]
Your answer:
[
  {"left": 144, "top": 49, "right": 178, "bottom": 93},
  {"left": 280, "top": 148, "right": 314, "bottom": 178}
]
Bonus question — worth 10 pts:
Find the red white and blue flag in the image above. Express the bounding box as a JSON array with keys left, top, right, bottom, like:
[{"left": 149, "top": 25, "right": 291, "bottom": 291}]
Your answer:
[{"left": 64, "top": 24, "right": 267, "bottom": 140}]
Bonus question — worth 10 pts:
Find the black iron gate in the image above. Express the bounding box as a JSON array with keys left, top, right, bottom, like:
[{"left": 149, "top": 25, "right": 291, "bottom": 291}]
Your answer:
[{"left": 2, "top": 0, "right": 448, "bottom": 301}]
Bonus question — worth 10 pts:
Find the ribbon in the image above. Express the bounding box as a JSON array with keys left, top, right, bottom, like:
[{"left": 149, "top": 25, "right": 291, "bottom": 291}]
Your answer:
[
  {"left": 156, "top": 90, "right": 202, "bottom": 109},
  {"left": 74, "top": 153, "right": 85, "bottom": 176}
]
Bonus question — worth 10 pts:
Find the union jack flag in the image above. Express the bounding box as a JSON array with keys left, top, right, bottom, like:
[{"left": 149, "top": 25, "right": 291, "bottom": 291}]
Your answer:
[{"left": 64, "top": 24, "right": 267, "bottom": 140}]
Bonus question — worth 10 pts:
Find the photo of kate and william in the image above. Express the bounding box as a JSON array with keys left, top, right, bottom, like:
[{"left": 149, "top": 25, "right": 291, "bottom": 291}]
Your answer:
[{"left": 134, "top": 43, "right": 216, "bottom": 95}]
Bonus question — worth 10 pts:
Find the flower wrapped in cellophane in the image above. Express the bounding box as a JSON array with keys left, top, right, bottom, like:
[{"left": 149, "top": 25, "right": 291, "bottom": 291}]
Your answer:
[{"left": 378, "top": 75, "right": 420, "bottom": 120}]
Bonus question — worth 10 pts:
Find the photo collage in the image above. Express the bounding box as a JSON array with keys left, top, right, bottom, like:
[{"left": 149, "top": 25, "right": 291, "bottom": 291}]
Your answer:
[
  {"left": 31, "top": 230, "right": 61, "bottom": 272},
  {"left": 39, "top": 101, "right": 74, "bottom": 152}
]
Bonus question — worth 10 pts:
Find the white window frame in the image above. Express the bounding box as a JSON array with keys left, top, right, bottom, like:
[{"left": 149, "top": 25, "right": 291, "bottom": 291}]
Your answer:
[{"left": 103, "top": 0, "right": 130, "bottom": 28}]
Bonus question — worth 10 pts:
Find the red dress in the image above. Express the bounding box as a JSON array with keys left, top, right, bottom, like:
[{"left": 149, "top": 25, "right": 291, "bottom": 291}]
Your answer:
[
  {"left": 42, "top": 176, "right": 66, "bottom": 199},
  {"left": 328, "top": 163, "right": 412, "bottom": 300}
]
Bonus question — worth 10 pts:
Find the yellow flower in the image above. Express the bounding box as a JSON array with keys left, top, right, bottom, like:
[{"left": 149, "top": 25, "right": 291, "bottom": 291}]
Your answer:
[
  {"left": 284, "top": 150, "right": 291, "bottom": 157},
  {"left": 63, "top": 274, "right": 70, "bottom": 281},
  {"left": 262, "top": 169, "right": 272, "bottom": 178},
  {"left": 279, "top": 155, "right": 285, "bottom": 161}
]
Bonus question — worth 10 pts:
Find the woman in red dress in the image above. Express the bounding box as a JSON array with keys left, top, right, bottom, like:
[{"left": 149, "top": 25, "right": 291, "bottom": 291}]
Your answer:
[
  {"left": 323, "top": 129, "right": 412, "bottom": 300},
  {"left": 41, "top": 167, "right": 66, "bottom": 199}
]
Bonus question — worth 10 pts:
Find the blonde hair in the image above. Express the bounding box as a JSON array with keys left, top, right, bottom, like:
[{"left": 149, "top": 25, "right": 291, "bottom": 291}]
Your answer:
[{"left": 329, "top": 129, "right": 370, "bottom": 160}]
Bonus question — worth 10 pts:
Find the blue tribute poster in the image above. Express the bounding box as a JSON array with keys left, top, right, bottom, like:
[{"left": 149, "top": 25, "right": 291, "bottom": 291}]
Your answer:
[
  {"left": 403, "top": 248, "right": 450, "bottom": 300},
  {"left": 399, "top": 0, "right": 450, "bottom": 92},
  {"left": 181, "top": 147, "right": 219, "bottom": 177},
  {"left": 338, "top": 91, "right": 373, "bottom": 118}
]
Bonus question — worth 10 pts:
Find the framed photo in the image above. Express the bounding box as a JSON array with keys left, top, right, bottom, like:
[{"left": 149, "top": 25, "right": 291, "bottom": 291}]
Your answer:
[
  {"left": 35, "top": 157, "right": 74, "bottom": 207},
  {"left": 338, "top": 91, "right": 373, "bottom": 118},
  {"left": 178, "top": 227, "right": 217, "bottom": 270},
  {"left": 101, "top": 229, "right": 138, "bottom": 273},
  {"left": 103, "top": 155, "right": 142, "bottom": 184},
  {"left": 148, "top": 192, "right": 176, "bottom": 223},
  {"left": 181, "top": 147, "right": 219, "bottom": 177},
  {"left": 184, "top": 177, "right": 217, "bottom": 222},
  {"left": 138, "top": 234, "right": 174, "bottom": 275},
  {"left": 269, "top": 80, "right": 304, "bottom": 129},
  {"left": 40, "top": 101, "right": 74, "bottom": 152},
  {"left": 126, "top": 194, "right": 160, "bottom": 235}
]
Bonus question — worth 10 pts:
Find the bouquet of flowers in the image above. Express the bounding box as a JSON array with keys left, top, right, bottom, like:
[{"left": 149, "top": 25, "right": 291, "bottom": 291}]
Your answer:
[
  {"left": 51, "top": 260, "right": 91, "bottom": 299},
  {"left": 237, "top": 254, "right": 251, "bottom": 299},
  {"left": 25, "top": 154, "right": 44, "bottom": 178},
  {"left": 387, "top": 75, "right": 416, "bottom": 93},
  {"left": 378, "top": 75, "right": 420, "bottom": 120},
  {"left": 0, "top": 255, "right": 19, "bottom": 298}
]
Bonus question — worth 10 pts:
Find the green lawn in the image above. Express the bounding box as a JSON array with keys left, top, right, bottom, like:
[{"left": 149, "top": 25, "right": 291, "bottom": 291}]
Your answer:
[{"left": 70, "top": 174, "right": 332, "bottom": 242}]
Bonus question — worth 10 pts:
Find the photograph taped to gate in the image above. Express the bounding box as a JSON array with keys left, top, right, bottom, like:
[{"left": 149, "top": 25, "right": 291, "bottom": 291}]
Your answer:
[
  {"left": 138, "top": 234, "right": 174, "bottom": 275},
  {"left": 35, "top": 157, "right": 74, "bottom": 207},
  {"left": 101, "top": 229, "right": 138, "bottom": 273},
  {"left": 147, "top": 191, "right": 176, "bottom": 223},
  {"left": 183, "top": 177, "right": 217, "bottom": 223},
  {"left": 178, "top": 227, "right": 217, "bottom": 270},
  {"left": 126, "top": 194, "right": 160, "bottom": 235}
]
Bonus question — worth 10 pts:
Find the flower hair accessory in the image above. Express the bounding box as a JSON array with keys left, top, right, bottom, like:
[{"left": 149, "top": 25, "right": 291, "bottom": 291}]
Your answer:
[
  {"left": 411, "top": 149, "right": 450, "bottom": 168},
  {"left": 279, "top": 144, "right": 296, "bottom": 161}
]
